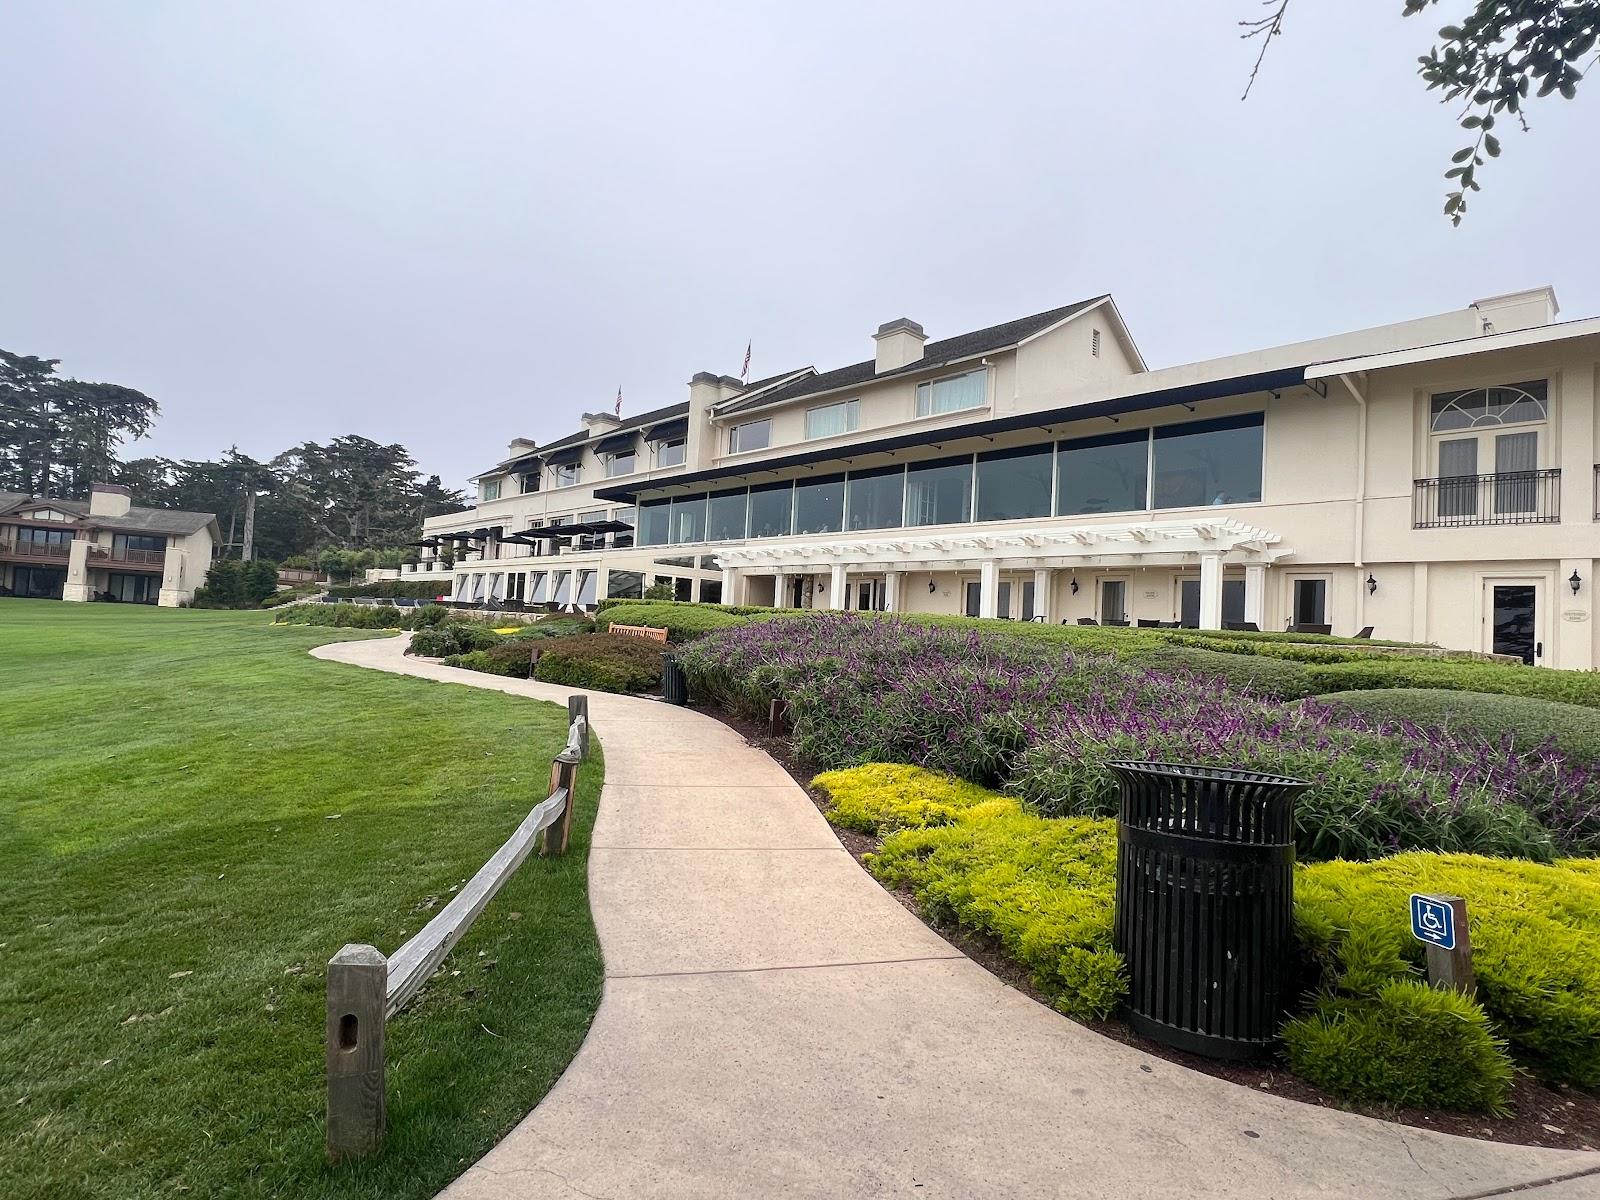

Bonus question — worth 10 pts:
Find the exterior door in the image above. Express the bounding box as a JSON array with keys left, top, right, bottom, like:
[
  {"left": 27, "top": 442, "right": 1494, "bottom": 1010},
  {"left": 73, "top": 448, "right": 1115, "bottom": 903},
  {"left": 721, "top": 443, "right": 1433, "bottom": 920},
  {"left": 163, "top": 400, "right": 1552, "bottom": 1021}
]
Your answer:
[
  {"left": 963, "top": 580, "right": 981, "bottom": 617},
  {"left": 1485, "top": 580, "right": 1543, "bottom": 665},
  {"left": 1099, "top": 578, "right": 1128, "bottom": 624},
  {"left": 997, "top": 581, "right": 1012, "bottom": 619}
]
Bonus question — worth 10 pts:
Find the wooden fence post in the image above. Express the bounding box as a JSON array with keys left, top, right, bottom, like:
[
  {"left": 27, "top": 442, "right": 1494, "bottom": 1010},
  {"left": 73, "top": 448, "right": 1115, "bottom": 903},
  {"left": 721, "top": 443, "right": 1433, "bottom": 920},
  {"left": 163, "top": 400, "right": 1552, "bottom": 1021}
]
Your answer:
[
  {"left": 1423, "top": 895, "right": 1475, "bottom": 996},
  {"left": 541, "top": 749, "right": 581, "bottom": 857},
  {"left": 326, "top": 944, "right": 387, "bottom": 1162},
  {"left": 567, "top": 694, "right": 590, "bottom": 759}
]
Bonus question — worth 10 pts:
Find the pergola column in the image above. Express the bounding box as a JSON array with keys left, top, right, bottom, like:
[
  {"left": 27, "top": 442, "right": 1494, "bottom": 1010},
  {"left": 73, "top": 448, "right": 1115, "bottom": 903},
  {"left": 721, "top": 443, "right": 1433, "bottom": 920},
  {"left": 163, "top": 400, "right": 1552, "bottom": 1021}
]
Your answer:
[
  {"left": 1032, "top": 569, "right": 1052, "bottom": 623},
  {"left": 720, "top": 566, "right": 737, "bottom": 605},
  {"left": 883, "top": 570, "right": 902, "bottom": 613},
  {"left": 1198, "top": 552, "right": 1224, "bottom": 630},
  {"left": 827, "top": 563, "right": 848, "bottom": 610},
  {"left": 1243, "top": 563, "right": 1266, "bottom": 629},
  {"left": 979, "top": 560, "right": 1000, "bottom": 619}
]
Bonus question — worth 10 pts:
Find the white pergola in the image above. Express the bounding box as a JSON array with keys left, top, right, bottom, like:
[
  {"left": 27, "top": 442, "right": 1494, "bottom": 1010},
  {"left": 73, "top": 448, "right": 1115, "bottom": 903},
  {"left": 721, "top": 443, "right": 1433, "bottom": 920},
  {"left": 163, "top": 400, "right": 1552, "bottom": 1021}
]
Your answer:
[{"left": 715, "top": 516, "right": 1290, "bottom": 628}]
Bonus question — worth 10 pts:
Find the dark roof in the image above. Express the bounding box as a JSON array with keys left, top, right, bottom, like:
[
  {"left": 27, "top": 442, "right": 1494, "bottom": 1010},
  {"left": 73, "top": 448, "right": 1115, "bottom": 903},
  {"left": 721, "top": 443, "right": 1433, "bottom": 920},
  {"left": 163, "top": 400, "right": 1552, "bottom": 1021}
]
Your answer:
[
  {"left": 0, "top": 494, "right": 217, "bottom": 536},
  {"left": 716, "top": 297, "right": 1108, "bottom": 417},
  {"left": 594, "top": 364, "right": 1308, "bottom": 503},
  {"left": 476, "top": 400, "right": 690, "bottom": 476}
]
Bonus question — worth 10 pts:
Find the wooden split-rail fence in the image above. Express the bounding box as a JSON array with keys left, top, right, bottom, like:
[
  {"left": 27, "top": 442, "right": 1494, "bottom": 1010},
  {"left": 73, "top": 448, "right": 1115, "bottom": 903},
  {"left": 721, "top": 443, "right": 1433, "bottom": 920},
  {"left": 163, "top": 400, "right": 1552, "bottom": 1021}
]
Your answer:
[{"left": 324, "top": 694, "right": 592, "bottom": 1162}]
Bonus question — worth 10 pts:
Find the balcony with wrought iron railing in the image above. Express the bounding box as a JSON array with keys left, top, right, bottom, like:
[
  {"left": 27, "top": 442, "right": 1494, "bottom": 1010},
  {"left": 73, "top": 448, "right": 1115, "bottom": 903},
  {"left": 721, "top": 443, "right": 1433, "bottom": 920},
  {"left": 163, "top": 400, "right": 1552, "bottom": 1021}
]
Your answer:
[{"left": 1413, "top": 468, "right": 1561, "bottom": 529}]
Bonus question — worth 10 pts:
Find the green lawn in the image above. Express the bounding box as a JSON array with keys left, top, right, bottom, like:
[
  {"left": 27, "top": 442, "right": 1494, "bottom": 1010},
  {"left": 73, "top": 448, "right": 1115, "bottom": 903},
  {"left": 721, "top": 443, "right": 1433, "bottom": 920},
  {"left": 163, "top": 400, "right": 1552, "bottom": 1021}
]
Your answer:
[{"left": 0, "top": 600, "right": 603, "bottom": 1199}]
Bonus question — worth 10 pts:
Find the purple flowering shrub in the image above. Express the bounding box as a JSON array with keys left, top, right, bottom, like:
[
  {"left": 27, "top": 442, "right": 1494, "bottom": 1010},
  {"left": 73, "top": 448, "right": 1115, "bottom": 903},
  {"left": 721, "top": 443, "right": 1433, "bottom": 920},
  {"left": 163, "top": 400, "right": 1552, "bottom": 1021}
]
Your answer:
[{"left": 676, "top": 614, "right": 1600, "bottom": 862}]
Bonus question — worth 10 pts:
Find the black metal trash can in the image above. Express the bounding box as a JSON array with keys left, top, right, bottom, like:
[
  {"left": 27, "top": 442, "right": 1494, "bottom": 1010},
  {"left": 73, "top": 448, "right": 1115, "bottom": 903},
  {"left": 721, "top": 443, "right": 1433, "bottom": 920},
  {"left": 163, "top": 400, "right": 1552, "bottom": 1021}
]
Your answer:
[
  {"left": 1108, "top": 761, "right": 1307, "bottom": 1061},
  {"left": 661, "top": 653, "right": 688, "bottom": 706}
]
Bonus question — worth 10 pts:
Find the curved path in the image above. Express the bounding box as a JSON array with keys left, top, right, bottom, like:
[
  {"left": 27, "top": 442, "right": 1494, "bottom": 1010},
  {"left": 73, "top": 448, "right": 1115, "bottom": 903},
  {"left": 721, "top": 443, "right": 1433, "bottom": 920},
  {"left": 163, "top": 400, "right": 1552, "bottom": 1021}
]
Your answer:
[{"left": 314, "top": 635, "right": 1599, "bottom": 1200}]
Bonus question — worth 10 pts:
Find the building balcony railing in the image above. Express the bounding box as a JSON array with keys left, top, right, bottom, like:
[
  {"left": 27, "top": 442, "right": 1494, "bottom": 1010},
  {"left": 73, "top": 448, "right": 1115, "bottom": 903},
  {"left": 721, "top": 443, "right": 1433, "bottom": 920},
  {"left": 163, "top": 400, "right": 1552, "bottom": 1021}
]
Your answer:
[
  {"left": 2, "top": 539, "right": 72, "bottom": 559},
  {"left": 1413, "top": 468, "right": 1561, "bottom": 529},
  {"left": 105, "top": 546, "right": 167, "bottom": 566}
]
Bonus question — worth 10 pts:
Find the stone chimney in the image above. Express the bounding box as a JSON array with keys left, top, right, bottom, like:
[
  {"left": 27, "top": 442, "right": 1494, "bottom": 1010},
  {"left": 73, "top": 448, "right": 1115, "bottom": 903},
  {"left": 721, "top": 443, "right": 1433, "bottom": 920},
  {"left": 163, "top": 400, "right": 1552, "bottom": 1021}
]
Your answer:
[
  {"left": 873, "top": 318, "right": 926, "bottom": 373},
  {"left": 580, "top": 412, "right": 624, "bottom": 436},
  {"left": 1471, "top": 286, "right": 1560, "bottom": 336},
  {"left": 88, "top": 481, "right": 132, "bottom": 519}
]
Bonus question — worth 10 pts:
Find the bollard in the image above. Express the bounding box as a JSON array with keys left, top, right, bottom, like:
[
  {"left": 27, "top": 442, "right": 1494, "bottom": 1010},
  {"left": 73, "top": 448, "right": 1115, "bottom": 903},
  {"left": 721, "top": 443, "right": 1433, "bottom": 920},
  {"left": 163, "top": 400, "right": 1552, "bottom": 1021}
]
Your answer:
[
  {"left": 326, "top": 944, "right": 387, "bottom": 1162},
  {"left": 541, "top": 748, "right": 580, "bottom": 857},
  {"left": 769, "top": 697, "right": 790, "bottom": 737},
  {"left": 567, "top": 694, "right": 590, "bottom": 759}
]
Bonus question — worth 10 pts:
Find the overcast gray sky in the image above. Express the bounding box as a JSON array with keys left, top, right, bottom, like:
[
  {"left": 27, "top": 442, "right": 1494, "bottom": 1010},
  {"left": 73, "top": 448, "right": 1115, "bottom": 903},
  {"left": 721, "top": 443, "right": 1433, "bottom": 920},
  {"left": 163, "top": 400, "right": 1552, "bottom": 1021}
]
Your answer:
[{"left": 4, "top": 2, "right": 1595, "bottom": 490}]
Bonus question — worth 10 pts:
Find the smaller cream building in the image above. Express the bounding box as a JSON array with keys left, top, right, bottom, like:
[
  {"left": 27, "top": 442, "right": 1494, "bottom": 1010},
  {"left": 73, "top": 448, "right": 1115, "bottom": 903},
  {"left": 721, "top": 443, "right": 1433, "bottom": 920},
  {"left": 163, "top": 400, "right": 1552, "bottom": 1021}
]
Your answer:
[
  {"left": 421, "top": 285, "right": 1600, "bottom": 670},
  {"left": 0, "top": 483, "right": 218, "bottom": 607}
]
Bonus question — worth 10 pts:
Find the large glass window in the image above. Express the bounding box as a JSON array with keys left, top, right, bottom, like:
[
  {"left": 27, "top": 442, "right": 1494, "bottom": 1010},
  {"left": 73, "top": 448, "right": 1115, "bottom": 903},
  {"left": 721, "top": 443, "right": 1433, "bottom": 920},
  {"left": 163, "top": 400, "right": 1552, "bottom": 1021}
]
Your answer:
[
  {"left": 707, "top": 488, "right": 749, "bottom": 540},
  {"left": 975, "top": 444, "right": 1053, "bottom": 521},
  {"left": 611, "top": 506, "right": 636, "bottom": 548},
  {"left": 905, "top": 456, "right": 973, "bottom": 527},
  {"left": 520, "top": 471, "right": 540, "bottom": 494},
  {"left": 638, "top": 499, "right": 670, "bottom": 546},
  {"left": 915, "top": 370, "right": 987, "bottom": 417},
  {"left": 793, "top": 474, "right": 845, "bottom": 534},
  {"left": 1056, "top": 429, "right": 1149, "bottom": 516},
  {"left": 106, "top": 572, "right": 158, "bottom": 603},
  {"left": 729, "top": 419, "right": 771, "bottom": 454},
  {"left": 656, "top": 438, "right": 686, "bottom": 467},
  {"left": 748, "top": 482, "right": 794, "bottom": 537},
  {"left": 577, "top": 569, "right": 598, "bottom": 606},
  {"left": 606, "top": 570, "right": 644, "bottom": 600},
  {"left": 806, "top": 399, "right": 860, "bottom": 439},
  {"left": 552, "top": 571, "right": 573, "bottom": 605},
  {"left": 845, "top": 467, "right": 905, "bottom": 531},
  {"left": 113, "top": 533, "right": 166, "bottom": 553},
  {"left": 669, "top": 494, "right": 707, "bottom": 544},
  {"left": 1151, "top": 413, "right": 1264, "bottom": 509}
]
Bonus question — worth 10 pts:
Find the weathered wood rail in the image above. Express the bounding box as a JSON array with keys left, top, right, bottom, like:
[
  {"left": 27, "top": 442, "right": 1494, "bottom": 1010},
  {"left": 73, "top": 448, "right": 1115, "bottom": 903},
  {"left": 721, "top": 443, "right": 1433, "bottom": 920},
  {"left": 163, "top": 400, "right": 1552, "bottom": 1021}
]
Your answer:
[{"left": 325, "top": 694, "right": 592, "bottom": 1162}]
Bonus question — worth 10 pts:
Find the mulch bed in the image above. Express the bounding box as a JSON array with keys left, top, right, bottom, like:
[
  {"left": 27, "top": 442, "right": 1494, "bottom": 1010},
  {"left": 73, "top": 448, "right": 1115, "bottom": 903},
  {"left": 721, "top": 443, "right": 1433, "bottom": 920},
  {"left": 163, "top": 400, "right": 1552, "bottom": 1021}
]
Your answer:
[{"left": 692, "top": 699, "right": 1600, "bottom": 1153}]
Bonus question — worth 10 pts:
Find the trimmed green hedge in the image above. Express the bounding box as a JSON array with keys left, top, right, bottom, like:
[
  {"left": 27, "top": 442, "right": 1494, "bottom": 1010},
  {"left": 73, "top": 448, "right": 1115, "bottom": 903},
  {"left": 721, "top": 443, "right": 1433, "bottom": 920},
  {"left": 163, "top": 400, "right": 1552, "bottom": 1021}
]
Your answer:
[
  {"left": 531, "top": 633, "right": 664, "bottom": 693},
  {"left": 326, "top": 580, "right": 449, "bottom": 600},
  {"left": 1306, "top": 656, "right": 1600, "bottom": 709},
  {"left": 1306, "top": 689, "right": 1600, "bottom": 764},
  {"left": 1130, "top": 644, "right": 1317, "bottom": 700},
  {"left": 594, "top": 602, "right": 749, "bottom": 642}
]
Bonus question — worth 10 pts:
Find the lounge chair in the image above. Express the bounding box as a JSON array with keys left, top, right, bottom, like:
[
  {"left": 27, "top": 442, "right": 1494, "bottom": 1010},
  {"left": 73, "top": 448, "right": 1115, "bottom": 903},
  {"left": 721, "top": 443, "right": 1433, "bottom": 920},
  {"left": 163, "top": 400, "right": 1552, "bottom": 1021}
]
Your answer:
[
  {"left": 1291, "top": 623, "right": 1333, "bottom": 635},
  {"left": 1355, "top": 626, "right": 1374, "bottom": 639},
  {"left": 1076, "top": 617, "right": 1099, "bottom": 626},
  {"left": 1136, "top": 619, "right": 1162, "bottom": 628}
]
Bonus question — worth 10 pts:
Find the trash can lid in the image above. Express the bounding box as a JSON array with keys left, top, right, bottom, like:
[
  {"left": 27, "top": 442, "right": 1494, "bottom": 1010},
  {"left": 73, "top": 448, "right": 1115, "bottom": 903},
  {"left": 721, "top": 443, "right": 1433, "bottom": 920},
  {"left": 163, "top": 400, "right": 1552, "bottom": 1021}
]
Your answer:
[{"left": 1103, "top": 760, "right": 1310, "bottom": 790}]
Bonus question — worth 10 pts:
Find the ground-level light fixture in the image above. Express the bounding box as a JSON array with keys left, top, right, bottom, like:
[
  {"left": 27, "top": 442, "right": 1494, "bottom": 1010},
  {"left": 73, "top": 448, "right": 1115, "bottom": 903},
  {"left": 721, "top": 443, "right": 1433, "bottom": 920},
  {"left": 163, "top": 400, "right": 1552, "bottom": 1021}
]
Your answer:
[
  {"left": 1571, "top": 569, "right": 1584, "bottom": 595},
  {"left": 1366, "top": 573, "right": 1377, "bottom": 595}
]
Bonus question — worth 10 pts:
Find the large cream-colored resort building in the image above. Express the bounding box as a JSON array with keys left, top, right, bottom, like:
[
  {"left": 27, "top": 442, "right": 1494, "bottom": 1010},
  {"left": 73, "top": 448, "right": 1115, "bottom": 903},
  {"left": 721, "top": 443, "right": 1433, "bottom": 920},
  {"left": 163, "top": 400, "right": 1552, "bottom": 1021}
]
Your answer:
[
  {"left": 415, "top": 285, "right": 1600, "bottom": 670},
  {"left": 0, "top": 483, "right": 218, "bottom": 607}
]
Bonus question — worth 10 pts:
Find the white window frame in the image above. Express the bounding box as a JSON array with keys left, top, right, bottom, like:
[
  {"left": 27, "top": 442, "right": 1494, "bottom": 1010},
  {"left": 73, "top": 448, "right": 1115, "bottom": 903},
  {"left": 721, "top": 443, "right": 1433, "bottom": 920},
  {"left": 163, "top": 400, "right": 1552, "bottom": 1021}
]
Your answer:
[
  {"left": 729, "top": 418, "right": 772, "bottom": 455},
  {"left": 914, "top": 368, "right": 989, "bottom": 418},
  {"left": 604, "top": 449, "right": 638, "bottom": 478},
  {"left": 479, "top": 478, "right": 502, "bottom": 501},
  {"left": 656, "top": 438, "right": 686, "bottom": 468},
  {"left": 805, "top": 398, "right": 860, "bottom": 440},
  {"left": 551, "top": 462, "right": 580, "bottom": 488}
]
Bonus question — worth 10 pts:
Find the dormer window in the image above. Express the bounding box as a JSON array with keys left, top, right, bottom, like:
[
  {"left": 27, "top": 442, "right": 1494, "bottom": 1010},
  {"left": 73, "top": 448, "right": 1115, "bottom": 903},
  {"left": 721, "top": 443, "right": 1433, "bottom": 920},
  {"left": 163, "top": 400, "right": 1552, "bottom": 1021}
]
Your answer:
[
  {"left": 480, "top": 478, "right": 502, "bottom": 502},
  {"left": 914, "top": 369, "right": 987, "bottom": 417},
  {"left": 729, "top": 418, "right": 771, "bottom": 454}
]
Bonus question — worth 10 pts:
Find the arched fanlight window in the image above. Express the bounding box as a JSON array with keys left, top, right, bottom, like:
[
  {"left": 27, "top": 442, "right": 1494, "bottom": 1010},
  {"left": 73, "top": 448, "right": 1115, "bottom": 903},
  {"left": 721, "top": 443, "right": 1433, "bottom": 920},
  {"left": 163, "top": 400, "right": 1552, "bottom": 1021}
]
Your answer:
[{"left": 1430, "top": 380, "right": 1548, "bottom": 432}]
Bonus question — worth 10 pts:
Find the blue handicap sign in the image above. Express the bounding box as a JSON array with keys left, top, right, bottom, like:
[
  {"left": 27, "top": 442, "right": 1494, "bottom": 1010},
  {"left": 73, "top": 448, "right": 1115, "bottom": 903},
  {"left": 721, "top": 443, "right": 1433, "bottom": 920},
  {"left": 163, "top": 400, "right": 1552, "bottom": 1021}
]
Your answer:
[{"left": 1410, "top": 894, "right": 1456, "bottom": 950}]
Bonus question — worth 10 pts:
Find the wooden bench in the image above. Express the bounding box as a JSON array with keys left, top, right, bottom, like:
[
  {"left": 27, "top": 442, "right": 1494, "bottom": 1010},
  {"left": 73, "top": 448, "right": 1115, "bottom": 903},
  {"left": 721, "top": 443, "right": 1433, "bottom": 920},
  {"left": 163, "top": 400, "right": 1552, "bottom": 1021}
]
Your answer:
[{"left": 609, "top": 622, "right": 668, "bottom": 644}]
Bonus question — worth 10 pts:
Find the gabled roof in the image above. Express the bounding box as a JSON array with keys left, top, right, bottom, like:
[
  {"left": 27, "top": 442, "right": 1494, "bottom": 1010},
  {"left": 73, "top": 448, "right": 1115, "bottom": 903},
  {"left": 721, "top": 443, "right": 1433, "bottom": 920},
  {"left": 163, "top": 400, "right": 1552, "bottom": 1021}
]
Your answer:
[
  {"left": 715, "top": 296, "right": 1111, "bottom": 417},
  {"left": 473, "top": 400, "right": 691, "bottom": 479},
  {"left": 0, "top": 494, "right": 218, "bottom": 536}
]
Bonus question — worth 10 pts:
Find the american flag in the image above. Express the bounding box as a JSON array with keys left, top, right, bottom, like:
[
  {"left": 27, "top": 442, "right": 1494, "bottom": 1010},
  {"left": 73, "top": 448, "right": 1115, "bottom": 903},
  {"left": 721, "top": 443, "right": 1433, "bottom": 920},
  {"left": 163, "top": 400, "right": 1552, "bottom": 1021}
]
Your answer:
[
  {"left": 741, "top": 341, "right": 751, "bottom": 381},
  {"left": 615, "top": 386, "right": 622, "bottom": 417}
]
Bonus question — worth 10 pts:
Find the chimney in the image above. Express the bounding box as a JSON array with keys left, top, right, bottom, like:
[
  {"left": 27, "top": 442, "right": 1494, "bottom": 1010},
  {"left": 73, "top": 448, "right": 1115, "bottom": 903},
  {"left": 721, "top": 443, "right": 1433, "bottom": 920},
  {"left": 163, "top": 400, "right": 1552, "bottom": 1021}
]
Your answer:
[
  {"left": 686, "top": 371, "right": 723, "bottom": 470},
  {"left": 507, "top": 437, "right": 538, "bottom": 457},
  {"left": 873, "top": 318, "right": 926, "bottom": 373},
  {"left": 1470, "top": 286, "right": 1560, "bottom": 336},
  {"left": 716, "top": 375, "right": 745, "bottom": 402},
  {"left": 88, "top": 481, "right": 132, "bottom": 519},
  {"left": 580, "top": 412, "right": 624, "bottom": 436}
]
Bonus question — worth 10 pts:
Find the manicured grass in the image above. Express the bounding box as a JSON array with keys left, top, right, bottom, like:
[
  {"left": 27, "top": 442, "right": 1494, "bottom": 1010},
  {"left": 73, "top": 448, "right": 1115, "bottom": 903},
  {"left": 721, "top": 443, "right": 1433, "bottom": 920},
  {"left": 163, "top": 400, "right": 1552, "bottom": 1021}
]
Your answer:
[{"left": 0, "top": 600, "right": 602, "bottom": 1200}]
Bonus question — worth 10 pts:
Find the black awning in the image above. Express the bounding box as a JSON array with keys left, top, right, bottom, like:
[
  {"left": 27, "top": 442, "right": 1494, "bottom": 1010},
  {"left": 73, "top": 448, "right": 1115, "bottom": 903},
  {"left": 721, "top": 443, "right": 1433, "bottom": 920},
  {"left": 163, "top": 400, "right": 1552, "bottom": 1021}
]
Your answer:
[
  {"left": 580, "top": 519, "right": 633, "bottom": 533},
  {"left": 644, "top": 416, "right": 688, "bottom": 443},
  {"left": 543, "top": 444, "right": 585, "bottom": 467},
  {"left": 594, "top": 432, "right": 638, "bottom": 456}
]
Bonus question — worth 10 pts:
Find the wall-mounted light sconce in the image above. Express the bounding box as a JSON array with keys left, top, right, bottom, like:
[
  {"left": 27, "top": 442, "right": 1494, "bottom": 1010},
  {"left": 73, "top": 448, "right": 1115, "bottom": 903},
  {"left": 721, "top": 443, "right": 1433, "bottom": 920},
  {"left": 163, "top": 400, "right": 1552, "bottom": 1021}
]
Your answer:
[
  {"left": 1366, "top": 573, "right": 1377, "bottom": 596},
  {"left": 1070, "top": 576, "right": 1080, "bottom": 595},
  {"left": 928, "top": 578, "right": 937, "bottom": 594},
  {"left": 1571, "top": 569, "right": 1583, "bottom": 595}
]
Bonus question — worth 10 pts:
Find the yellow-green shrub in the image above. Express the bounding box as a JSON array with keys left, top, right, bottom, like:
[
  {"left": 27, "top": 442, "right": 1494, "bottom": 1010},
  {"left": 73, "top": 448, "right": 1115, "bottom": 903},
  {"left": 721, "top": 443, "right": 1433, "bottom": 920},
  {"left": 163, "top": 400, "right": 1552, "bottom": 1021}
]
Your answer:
[
  {"left": 1282, "top": 981, "right": 1514, "bottom": 1111},
  {"left": 1295, "top": 853, "right": 1600, "bottom": 1087},
  {"left": 812, "top": 763, "right": 1018, "bottom": 834}
]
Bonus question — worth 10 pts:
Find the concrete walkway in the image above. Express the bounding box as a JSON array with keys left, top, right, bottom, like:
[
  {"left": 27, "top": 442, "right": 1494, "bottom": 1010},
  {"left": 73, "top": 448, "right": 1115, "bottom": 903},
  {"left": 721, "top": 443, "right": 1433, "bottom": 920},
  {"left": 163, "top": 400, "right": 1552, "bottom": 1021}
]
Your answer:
[{"left": 313, "top": 635, "right": 1600, "bottom": 1200}]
